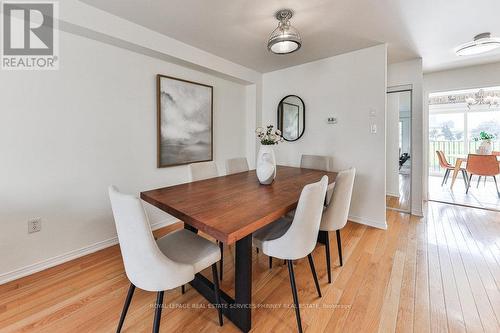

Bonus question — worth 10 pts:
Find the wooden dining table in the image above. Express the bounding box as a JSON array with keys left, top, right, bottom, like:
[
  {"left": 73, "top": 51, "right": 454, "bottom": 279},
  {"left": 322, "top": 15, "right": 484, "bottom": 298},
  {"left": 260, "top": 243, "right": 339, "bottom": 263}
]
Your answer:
[{"left": 141, "top": 165, "right": 337, "bottom": 332}]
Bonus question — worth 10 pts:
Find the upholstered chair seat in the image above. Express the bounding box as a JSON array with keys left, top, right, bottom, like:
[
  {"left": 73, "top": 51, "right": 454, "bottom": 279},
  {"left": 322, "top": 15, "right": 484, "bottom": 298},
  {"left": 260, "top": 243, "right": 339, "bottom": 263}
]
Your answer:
[{"left": 156, "top": 229, "right": 221, "bottom": 274}]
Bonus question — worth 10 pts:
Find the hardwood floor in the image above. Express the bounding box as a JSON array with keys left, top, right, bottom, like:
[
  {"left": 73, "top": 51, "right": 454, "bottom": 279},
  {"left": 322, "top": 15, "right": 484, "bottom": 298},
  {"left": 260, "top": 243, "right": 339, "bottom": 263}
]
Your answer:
[
  {"left": 1, "top": 202, "right": 499, "bottom": 332},
  {"left": 386, "top": 173, "right": 411, "bottom": 211},
  {"left": 428, "top": 175, "right": 500, "bottom": 212}
]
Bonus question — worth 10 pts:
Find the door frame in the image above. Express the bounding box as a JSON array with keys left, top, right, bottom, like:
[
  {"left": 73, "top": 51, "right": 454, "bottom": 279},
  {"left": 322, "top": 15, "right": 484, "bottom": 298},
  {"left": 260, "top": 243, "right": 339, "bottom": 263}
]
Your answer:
[{"left": 387, "top": 86, "right": 413, "bottom": 214}]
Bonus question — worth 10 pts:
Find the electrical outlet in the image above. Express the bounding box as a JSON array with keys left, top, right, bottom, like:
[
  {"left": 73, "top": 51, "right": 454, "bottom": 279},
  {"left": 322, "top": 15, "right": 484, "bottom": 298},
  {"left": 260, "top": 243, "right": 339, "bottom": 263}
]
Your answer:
[{"left": 28, "top": 218, "right": 42, "bottom": 233}]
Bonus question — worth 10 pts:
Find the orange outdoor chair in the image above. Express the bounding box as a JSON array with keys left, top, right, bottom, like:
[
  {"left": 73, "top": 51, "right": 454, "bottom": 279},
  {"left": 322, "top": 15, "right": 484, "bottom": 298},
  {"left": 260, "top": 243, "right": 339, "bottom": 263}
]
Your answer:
[
  {"left": 436, "top": 150, "right": 468, "bottom": 188},
  {"left": 465, "top": 154, "right": 500, "bottom": 198}
]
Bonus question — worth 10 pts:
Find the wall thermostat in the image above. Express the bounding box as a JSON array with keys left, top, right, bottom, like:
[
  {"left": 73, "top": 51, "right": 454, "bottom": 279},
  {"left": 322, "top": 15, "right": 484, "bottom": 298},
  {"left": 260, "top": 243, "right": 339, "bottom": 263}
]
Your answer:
[{"left": 327, "top": 117, "right": 337, "bottom": 124}]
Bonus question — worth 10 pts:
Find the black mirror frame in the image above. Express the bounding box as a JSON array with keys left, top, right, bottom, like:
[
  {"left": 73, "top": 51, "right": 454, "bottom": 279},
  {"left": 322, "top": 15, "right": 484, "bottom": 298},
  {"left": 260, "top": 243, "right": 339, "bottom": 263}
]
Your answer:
[{"left": 277, "top": 95, "right": 305, "bottom": 142}]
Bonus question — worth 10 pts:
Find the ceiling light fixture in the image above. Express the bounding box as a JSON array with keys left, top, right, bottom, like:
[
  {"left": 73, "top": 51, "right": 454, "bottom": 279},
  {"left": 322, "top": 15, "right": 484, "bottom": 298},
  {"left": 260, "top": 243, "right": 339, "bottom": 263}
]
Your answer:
[
  {"left": 455, "top": 32, "right": 500, "bottom": 56},
  {"left": 267, "top": 9, "right": 301, "bottom": 55}
]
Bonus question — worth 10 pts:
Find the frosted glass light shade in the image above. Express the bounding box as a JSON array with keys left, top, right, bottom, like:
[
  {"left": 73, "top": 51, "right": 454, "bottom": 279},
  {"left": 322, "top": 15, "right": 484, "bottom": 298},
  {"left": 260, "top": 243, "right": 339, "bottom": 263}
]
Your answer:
[{"left": 267, "top": 9, "right": 302, "bottom": 55}]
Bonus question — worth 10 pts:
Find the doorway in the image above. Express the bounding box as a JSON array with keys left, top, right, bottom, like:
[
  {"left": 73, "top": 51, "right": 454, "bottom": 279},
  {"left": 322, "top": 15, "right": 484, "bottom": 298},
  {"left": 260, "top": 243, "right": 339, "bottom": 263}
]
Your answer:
[
  {"left": 387, "top": 88, "right": 412, "bottom": 213},
  {"left": 427, "top": 86, "right": 500, "bottom": 211}
]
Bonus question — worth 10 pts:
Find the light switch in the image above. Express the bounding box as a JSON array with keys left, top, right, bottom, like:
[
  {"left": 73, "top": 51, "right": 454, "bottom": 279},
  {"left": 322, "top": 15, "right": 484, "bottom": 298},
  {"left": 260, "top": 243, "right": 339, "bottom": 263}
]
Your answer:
[{"left": 370, "top": 124, "right": 377, "bottom": 134}]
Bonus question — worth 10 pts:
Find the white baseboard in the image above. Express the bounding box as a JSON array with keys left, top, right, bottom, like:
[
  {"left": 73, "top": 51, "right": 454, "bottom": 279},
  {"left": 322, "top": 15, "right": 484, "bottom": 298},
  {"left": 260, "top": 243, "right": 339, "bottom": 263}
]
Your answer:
[
  {"left": 411, "top": 209, "right": 424, "bottom": 217},
  {"left": 0, "top": 218, "right": 176, "bottom": 285},
  {"left": 386, "top": 191, "right": 400, "bottom": 198},
  {"left": 348, "top": 214, "right": 387, "bottom": 230}
]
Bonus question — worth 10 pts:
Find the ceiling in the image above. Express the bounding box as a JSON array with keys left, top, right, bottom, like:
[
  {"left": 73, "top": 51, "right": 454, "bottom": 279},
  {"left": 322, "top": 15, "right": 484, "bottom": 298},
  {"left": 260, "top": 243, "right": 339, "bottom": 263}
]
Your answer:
[{"left": 80, "top": 0, "right": 500, "bottom": 73}]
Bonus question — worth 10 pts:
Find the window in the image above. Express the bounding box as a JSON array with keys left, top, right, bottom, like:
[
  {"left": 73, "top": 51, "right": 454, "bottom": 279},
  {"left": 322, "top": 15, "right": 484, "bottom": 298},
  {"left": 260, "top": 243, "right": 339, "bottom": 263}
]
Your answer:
[
  {"left": 428, "top": 111, "right": 465, "bottom": 173},
  {"left": 467, "top": 110, "right": 500, "bottom": 152},
  {"left": 428, "top": 86, "right": 500, "bottom": 174}
]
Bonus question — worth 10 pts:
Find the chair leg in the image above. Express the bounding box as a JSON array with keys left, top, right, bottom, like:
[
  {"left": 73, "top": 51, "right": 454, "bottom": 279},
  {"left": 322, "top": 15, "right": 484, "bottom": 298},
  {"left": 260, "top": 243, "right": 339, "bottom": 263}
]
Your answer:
[
  {"left": 466, "top": 174, "right": 473, "bottom": 194},
  {"left": 441, "top": 169, "right": 448, "bottom": 186},
  {"left": 307, "top": 254, "right": 322, "bottom": 298},
  {"left": 269, "top": 256, "right": 273, "bottom": 269},
  {"left": 286, "top": 260, "right": 303, "bottom": 333},
  {"left": 219, "top": 242, "right": 224, "bottom": 281},
  {"left": 336, "top": 230, "right": 343, "bottom": 267},
  {"left": 461, "top": 170, "right": 469, "bottom": 190},
  {"left": 256, "top": 247, "right": 259, "bottom": 254},
  {"left": 116, "top": 283, "right": 135, "bottom": 333},
  {"left": 211, "top": 263, "right": 224, "bottom": 326},
  {"left": 152, "top": 291, "right": 164, "bottom": 333},
  {"left": 494, "top": 176, "right": 500, "bottom": 198},
  {"left": 323, "top": 231, "right": 332, "bottom": 283},
  {"left": 181, "top": 285, "right": 185, "bottom": 294},
  {"left": 441, "top": 169, "right": 450, "bottom": 186},
  {"left": 477, "top": 176, "right": 481, "bottom": 188}
]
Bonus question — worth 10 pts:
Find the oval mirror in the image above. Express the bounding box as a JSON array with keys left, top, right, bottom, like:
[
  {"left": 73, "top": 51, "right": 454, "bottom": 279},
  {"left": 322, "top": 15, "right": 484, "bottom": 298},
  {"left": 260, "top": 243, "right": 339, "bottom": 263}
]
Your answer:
[{"left": 277, "top": 95, "right": 305, "bottom": 141}]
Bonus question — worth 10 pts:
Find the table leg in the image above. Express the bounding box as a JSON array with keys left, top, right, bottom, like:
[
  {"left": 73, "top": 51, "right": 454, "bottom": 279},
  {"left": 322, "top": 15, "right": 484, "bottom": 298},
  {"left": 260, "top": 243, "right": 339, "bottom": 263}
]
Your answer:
[
  {"left": 187, "top": 232, "right": 253, "bottom": 333},
  {"left": 184, "top": 224, "right": 198, "bottom": 233},
  {"left": 450, "top": 159, "right": 463, "bottom": 190},
  {"left": 234, "top": 234, "right": 252, "bottom": 332}
]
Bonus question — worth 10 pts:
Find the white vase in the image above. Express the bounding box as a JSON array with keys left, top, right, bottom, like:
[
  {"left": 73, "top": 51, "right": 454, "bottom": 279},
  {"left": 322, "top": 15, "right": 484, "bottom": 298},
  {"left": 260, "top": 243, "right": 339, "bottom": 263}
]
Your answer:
[
  {"left": 477, "top": 140, "right": 493, "bottom": 155},
  {"left": 256, "top": 145, "right": 276, "bottom": 185}
]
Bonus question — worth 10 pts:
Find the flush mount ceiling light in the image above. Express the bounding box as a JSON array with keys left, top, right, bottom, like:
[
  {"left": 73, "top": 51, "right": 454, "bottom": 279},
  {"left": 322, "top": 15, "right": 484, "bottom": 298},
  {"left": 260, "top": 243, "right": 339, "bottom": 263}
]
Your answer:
[
  {"left": 267, "top": 9, "right": 302, "bottom": 55},
  {"left": 455, "top": 32, "right": 500, "bottom": 56}
]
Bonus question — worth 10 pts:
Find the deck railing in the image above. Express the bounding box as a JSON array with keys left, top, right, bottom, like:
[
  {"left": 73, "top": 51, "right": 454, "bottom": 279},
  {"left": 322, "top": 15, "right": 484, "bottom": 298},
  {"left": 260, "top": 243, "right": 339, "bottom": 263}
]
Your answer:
[{"left": 429, "top": 140, "right": 500, "bottom": 173}]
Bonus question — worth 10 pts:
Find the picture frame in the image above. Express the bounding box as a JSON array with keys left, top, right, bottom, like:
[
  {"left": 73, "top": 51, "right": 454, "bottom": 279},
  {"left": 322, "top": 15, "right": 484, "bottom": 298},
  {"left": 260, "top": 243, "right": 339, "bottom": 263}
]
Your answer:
[{"left": 156, "top": 74, "right": 213, "bottom": 168}]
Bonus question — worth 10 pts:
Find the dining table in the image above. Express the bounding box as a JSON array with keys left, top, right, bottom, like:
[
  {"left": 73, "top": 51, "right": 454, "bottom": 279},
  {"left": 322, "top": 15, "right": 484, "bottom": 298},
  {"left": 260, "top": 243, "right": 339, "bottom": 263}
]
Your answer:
[
  {"left": 449, "top": 153, "right": 500, "bottom": 189},
  {"left": 141, "top": 165, "right": 337, "bottom": 332}
]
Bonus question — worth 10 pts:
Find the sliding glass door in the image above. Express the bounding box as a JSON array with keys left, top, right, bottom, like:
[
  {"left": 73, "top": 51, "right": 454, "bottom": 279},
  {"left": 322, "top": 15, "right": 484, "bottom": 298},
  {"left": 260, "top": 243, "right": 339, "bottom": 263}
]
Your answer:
[{"left": 429, "top": 87, "right": 500, "bottom": 175}]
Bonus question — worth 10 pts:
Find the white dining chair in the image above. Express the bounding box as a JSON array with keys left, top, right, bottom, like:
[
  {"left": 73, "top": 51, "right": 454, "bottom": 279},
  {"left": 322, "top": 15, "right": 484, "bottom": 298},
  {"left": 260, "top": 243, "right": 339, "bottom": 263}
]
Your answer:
[
  {"left": 300, "top": 154, "right": 330, "bottom": 171},
  {"left": 108, "top": 186, "right": 223, "bottom": 332},
  {"left": 253, "top": 176, "right": 328, "bottom": 333},
  {"left": 188, "top": 161, "right": 225, "bottom": 280},
  {"left": 319, "top": 168, "right": 356, "bottom": 283},
  {"left": 285, "top": 154, "right": 333, "bottom": 220},
  {"left": 189, "top": 161, "right": 219, "bottom": 182},
  {"left": 225, "top": 157, "right": 249, "bottom": 175}
]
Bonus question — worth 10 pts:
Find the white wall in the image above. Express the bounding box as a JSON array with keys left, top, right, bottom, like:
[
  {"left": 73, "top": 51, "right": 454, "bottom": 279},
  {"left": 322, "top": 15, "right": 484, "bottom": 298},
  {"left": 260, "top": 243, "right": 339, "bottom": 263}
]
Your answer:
[
  {"left": 424, "top": 62, "right": 500, "bottom": 93},
  {"left": 0, "top": 30, "right": 249, "bottom": 281},
  {"left": 262, "top": 45, "right": 388, "bottom": 229},
  {"left": 423, "top": 61, "right": 500, "bottom": 200},
  {"left": 387, "top": 59, "right": 424, "bottom": 216}
]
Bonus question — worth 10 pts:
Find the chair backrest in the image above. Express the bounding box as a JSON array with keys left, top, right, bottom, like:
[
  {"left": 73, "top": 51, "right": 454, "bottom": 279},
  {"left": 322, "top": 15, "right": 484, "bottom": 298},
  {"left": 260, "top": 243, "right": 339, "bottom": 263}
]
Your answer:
[
  {"left": 466, "top": 154, "right": 500, "bottom": 176},
  {"left": 264, "top": 176, "right": 328, "bottom": 260},
  {"left": 189, "top": 161, "right": 218, "bottom": 181},
  {"left": 300, "top": 154, "right": 330, "bottom": 171},
  {"left": 436, "top": 151, "right": 451, "bottom": 168},
  {"left": 325, "top": 182, "right": 336, "bottom": 206},
  {"left": 226, "top": 157, "right": 249, "bottom": 175},
  {"left": 108, "top": 186, "right": 193, "bottom": 291},
  {"left": 320, "top": 168, "right": 356, "bottom": 231}
]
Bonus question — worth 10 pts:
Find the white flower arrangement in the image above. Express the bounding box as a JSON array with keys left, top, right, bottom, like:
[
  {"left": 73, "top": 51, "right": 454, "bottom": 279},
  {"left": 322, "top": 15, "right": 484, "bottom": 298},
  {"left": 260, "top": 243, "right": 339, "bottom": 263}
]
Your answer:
[{"left": 256, "top": 125, "right": 284, "bottom": 145}]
